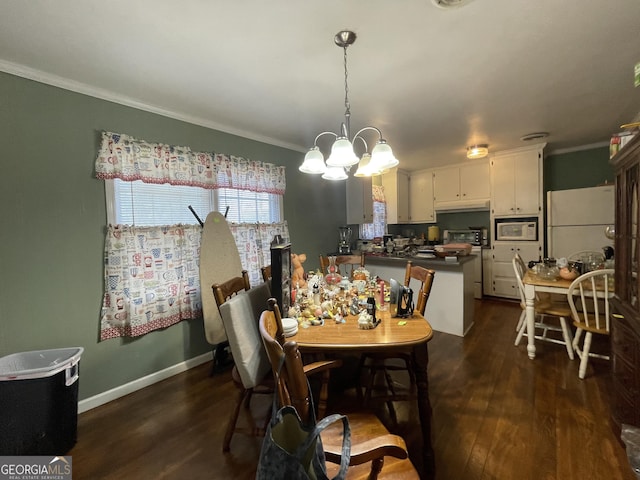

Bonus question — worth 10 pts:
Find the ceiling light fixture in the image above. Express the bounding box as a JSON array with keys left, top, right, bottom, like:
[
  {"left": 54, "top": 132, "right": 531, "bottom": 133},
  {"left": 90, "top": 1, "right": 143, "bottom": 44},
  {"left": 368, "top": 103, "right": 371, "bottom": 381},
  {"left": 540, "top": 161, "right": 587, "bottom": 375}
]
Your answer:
[
  {"left": 467, "top": 144, "right": 489, "bottom": 159},
  {"left": 299, "top": 31, "right": 398, "bottom": 181}
]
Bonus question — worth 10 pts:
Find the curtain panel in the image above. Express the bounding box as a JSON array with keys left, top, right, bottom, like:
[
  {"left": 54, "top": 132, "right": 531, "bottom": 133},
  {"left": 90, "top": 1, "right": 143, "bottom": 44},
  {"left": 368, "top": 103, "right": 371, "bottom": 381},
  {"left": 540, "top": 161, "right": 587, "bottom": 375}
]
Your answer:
[
  {"left": 100, "top": 224, "right": 202, "bottom": 340},
  {"left": 229, "top": 222, "right": 290, "bottom": 286},
  {"left": 95, "top": 131, "right": 286, "bottom": 194},
  {"left": 100, "top": 221, "right": 288, "bottom": 340}
]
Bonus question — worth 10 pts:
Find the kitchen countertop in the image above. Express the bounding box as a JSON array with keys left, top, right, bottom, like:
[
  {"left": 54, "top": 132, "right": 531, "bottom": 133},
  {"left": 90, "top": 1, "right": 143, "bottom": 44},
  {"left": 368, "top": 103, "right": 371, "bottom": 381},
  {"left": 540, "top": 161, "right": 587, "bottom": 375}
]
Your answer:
[
  {"left": 363, "top": 252, "right": 476, "bottom": 337},
  {"left": 364, "top": 252, "right": 477, "bottom": 270}
]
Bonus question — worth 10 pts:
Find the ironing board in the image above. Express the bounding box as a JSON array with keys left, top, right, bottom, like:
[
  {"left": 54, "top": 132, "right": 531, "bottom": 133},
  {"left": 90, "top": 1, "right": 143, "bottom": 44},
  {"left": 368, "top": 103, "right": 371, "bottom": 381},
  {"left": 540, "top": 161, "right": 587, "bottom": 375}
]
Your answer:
[{"left": 199, "top": 211, "right": 243, "bottom": 345}]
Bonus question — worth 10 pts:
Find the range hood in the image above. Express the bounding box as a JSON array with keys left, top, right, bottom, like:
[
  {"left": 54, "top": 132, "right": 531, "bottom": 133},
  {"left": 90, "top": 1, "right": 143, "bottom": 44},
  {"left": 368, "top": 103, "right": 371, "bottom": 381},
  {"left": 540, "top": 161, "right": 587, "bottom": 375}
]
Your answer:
[{"left": 434, "top": 199, "right": 490, "bottom": 213}]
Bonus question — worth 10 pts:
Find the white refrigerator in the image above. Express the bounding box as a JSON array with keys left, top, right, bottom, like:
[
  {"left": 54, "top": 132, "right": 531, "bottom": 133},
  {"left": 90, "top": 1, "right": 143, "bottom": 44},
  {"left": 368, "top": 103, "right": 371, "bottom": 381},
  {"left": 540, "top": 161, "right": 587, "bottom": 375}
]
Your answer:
[{"left": 546, "top": 185, "right": 615, "bottom": 258}]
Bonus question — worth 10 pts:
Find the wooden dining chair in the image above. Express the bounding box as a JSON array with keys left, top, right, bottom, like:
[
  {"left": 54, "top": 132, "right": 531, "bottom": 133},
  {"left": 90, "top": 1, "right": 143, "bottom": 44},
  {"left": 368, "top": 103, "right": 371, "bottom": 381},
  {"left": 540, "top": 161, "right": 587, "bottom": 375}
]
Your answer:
[
  {"left": 512, "top": 254, "right": 574, "bottom": 359},
  {"left": 360, "top": 261, "right": 435, "bottom": 425},
  {"left": 259, "top": 298, "right": 420, "bottom": 480},
  {"left": 567, "top": 269, "right": 614, "bottom": 379},
  {"left": 319, "top": 253, "right": 365, "bottom": 279},
  {"left": 213, "top": 271, "right": 273, "bottom": 452},
  {"left": 260, "top": 264, "right": 272, "bottom": 283},
  {"left": 207, "top": 271, "right": 252, "bottom": 375},
  {"left": 212, "top": 270, "right": 251, "bottom": 308}
]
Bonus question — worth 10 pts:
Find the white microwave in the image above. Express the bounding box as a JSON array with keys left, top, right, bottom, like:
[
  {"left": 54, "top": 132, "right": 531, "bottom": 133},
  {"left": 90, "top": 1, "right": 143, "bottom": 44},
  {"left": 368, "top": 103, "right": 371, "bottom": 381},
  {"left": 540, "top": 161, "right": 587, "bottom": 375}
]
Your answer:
[{"left": 495, "top": 218, "right": 538, "bottom": 241}]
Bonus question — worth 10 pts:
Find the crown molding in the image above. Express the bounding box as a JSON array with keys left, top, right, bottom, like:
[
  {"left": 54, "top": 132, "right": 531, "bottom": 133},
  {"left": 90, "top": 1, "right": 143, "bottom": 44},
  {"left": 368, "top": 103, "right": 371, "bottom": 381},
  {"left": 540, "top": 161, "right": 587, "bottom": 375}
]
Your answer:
[
  {"left": 548, "top": 141, "right": 609, "bottom": 156},
  {"left": 0, "top": 59, "right": 306, "bottom": 153}
]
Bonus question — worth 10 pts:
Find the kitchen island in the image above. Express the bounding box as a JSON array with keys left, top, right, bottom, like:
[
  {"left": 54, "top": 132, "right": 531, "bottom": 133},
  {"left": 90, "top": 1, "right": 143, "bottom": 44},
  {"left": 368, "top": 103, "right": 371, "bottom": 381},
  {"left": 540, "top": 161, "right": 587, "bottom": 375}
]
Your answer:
[{"left": 364, "top": 253, "right": 476, "bottom": 337}]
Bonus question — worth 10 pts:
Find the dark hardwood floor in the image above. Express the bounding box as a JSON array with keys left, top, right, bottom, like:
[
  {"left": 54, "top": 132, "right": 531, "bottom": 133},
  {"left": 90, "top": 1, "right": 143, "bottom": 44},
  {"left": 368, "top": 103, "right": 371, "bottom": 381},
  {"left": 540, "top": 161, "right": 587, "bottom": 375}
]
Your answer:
[{"left": 69, "top": 298, "right": 636, "bottom": 479}]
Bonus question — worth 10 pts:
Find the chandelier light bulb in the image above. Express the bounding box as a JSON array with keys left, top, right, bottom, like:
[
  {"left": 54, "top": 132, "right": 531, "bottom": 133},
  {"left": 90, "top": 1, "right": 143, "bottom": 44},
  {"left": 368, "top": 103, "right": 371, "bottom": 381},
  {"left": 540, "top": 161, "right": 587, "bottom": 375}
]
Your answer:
[
  {"left": 299, "top": 147, "right": 327, "bottom": 174},
  {"left": 370, "top": 140, "right": 399, "bottom": 172},
  {"left": 354, "top": 153, "right": 380, "bottom": 177},
  {"left": 326, "top": 137, "right": 359, "bottom": 167},
  {"left": 321, "top": 165, "right": 349, "bottom": 181}
]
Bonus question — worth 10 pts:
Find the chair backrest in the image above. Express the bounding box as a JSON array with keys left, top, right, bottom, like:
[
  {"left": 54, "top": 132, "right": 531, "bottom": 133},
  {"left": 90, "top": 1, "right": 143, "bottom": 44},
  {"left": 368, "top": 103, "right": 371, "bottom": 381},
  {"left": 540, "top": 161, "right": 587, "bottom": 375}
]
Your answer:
[
  {"left": 403, "top": 260, "right": 436, "bottom": 316},
  {"left": 319, "top": 253, "right": 365, "bottom": 279},
  {"left": 212, "top": 270, "right": 251, "bottom": 308},
  {"left": 259, "top": 298, "right": 313, "bottom": 423},
  {"left": 568, "top": 250, "right": 605, "bottom": 262},
  {"left": 566, "top": 269, "right": 614, "bottom": 332},
  {"left": 218, "top": 282, "right": 272, "bottom": 388},
  {"left": 512, "top": 253, "right": 528, "bottom": 307},
  {"left": 261, "top": 265, "right": 272, "bottom": 283}
]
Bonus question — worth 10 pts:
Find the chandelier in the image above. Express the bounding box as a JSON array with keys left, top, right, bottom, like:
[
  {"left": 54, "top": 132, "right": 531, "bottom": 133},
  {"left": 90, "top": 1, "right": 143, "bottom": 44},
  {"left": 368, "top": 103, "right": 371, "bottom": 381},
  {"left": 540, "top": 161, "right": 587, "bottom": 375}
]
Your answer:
[{"left": 298, "top": 31, "right": 398, "bottom": 181}]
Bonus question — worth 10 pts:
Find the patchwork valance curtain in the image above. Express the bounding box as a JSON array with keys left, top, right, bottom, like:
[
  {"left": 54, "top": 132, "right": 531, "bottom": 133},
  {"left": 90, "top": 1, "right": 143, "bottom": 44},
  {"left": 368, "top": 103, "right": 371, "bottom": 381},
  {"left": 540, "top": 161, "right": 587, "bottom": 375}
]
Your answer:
[
  {"left": 372, "top": 184, "right": 386, "bottom": 203},
  {"left": 95, "top": 131, "right": 286, "bottom": 194}
]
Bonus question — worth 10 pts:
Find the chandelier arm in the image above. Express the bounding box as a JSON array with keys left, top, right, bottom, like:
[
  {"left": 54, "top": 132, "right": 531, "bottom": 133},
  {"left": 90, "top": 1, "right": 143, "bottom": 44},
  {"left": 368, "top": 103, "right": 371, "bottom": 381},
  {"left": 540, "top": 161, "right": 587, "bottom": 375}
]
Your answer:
[
  {"left": 352, "top": 126, "right": 383, "bottom": 143},
  {"left": 352, "top": 134, "right": 369, "bottom": 154},
  {"left": 313, "top": 131, "right": 339, "bottom": 146}
]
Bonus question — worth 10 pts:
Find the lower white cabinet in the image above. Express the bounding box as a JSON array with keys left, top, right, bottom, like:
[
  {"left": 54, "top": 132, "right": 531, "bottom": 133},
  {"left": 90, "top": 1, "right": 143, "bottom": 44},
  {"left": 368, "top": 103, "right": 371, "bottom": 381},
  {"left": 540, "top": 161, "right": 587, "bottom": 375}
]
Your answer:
[
  {"left": 489, "top": 242, "right": 541, "bottom": 299},
  {"left": 482, "top": 248, "right": 493, "bottom": 297}
]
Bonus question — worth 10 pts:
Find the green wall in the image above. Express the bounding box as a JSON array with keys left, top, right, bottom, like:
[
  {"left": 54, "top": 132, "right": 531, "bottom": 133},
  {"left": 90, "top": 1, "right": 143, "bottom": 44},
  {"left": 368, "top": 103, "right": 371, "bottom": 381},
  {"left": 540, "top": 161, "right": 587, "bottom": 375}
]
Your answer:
[
  {"left": 544, "top": 146, "right": 614, "bottom": 191},
  {"left": 0, "top": 71, "right": 344, "bottom": 400}
]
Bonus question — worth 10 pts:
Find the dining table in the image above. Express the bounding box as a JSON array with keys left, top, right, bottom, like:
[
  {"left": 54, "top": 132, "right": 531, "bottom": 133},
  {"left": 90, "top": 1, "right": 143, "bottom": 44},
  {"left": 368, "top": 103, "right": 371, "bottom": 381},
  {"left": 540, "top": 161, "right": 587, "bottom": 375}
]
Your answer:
[
  {"left": 522, "top": 269, "right": 614, "bottom": 360},
  {"left": 289, "top": 307, "right": 435, "bottom": 479}
]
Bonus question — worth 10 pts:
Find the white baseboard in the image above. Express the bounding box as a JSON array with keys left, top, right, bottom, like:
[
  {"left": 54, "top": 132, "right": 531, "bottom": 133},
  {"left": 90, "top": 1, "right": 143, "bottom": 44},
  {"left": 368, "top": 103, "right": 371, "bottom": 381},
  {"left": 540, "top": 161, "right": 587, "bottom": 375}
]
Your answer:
[{"left": 78, "top": 351, "right": 213, "bottom": 414}]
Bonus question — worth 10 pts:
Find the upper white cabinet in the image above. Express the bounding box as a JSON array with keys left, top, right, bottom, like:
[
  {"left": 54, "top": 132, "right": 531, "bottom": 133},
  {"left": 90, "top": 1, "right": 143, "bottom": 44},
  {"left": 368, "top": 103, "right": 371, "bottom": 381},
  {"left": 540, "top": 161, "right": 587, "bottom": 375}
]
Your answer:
[
  {"left": 409, "top": 170, "right": 435, "bottom": 223},
  {"left": 433, "top": 161, "right": 490, "bottom": 210},
  {"left": 346, "top": 176, "right": 373, "bottom": 224},
  {"left": 381, "top": 169, "right": 409, "bottom": 224},
  {"left": 490, "top": 144, "right": 544, "bottom": 216}
]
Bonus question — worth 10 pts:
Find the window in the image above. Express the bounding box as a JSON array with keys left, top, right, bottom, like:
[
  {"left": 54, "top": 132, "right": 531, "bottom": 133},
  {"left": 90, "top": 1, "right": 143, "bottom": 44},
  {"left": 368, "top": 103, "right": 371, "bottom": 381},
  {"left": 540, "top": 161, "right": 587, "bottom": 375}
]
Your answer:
[
  {"left": 106, "top": 179, "right": 282, "bottom": 225},
  {"left": 359, "top": 201, "right": 386, "bottom": 240},
  {"left": 217, "top": 188, "right": 281, "bottom": 224}
]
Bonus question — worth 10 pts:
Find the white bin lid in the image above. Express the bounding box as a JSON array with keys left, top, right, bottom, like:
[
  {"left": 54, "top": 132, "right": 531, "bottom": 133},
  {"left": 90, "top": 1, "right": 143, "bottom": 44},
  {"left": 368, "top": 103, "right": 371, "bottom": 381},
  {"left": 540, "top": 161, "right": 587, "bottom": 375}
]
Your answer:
[{"left": 0, "top": 347, "right": 84, "bottom": 381}]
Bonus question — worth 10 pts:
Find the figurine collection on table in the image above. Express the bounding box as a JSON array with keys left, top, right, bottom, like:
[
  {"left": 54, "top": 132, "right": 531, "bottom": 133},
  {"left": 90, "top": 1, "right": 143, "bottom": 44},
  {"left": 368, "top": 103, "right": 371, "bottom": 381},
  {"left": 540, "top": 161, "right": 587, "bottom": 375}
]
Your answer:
[{"left": 286, "top": 257, "right": 388, "bottom": 330}]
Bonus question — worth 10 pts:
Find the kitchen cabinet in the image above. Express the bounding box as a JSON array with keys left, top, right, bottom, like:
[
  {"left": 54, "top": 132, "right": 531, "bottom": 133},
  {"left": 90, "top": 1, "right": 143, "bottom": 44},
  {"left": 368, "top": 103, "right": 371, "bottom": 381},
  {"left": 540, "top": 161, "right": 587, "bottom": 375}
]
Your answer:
[
  {"left": 490, "top": 144, "right": 544, "bottom": 216},
  {"left": 482, "top": 248, "right": 493, "bottom": 297},
  {"left": 346, "top": 175, "right": 373, "bottom": 224},
  {"left": 381, "top": 168, "right": 409, "bottom": 224},
  {"left": 610, "top": 132, "right": 640, "bottom": 436},
  {"left": 408, "top": 170, "right": 435, "bottom": 223},
  {"left": 433, "top": 161, "right": 490, "bottom": 210},
  {"left": 489, "top": 242, "right": 541, "bottom": 299}
]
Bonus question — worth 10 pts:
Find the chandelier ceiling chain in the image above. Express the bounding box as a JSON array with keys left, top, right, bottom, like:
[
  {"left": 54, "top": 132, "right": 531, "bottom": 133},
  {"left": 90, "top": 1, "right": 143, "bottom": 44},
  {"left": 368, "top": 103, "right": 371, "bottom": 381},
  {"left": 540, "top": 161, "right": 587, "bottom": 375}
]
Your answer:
[
  {"left": 298, "top": 30, "right": 399, "bottom": 180},
  {"left": 342, "top": 41, "right": 351, "bottom": 138}
]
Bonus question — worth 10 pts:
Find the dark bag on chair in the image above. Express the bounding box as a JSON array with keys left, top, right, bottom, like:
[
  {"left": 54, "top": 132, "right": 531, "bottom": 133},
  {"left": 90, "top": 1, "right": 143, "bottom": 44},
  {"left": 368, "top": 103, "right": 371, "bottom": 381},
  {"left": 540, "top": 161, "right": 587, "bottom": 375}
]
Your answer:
[{"left": 256, "top": 359, "right": 351, "bottom": 480}]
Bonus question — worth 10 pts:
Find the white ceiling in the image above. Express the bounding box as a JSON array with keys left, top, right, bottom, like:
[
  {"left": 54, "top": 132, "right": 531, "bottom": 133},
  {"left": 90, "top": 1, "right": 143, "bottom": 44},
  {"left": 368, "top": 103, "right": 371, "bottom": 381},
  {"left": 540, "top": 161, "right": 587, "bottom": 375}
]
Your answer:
[{"left": 1, "top": 0, "right": 640, "bottom": 172}]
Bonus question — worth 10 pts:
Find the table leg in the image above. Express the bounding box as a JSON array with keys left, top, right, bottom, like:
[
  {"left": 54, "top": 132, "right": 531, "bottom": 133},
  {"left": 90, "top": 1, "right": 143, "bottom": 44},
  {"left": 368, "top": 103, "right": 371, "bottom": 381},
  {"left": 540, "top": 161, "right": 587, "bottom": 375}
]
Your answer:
[
  {"left": 412, "top": 343, "right": 435, "bottom": 480},
  {"left": 524, "top": 283, "right": 536, "bottom": 360}
]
